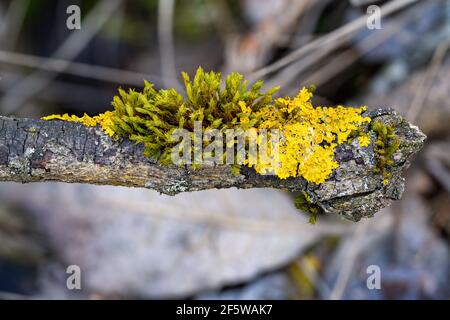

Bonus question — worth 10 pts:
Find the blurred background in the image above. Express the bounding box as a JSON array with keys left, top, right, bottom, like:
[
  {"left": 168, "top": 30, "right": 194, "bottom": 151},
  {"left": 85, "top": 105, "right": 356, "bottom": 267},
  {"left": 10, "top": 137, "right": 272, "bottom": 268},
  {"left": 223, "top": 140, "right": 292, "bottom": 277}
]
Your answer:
[{"left": 0, "top": 0, "right": 449, "bottom": 299}]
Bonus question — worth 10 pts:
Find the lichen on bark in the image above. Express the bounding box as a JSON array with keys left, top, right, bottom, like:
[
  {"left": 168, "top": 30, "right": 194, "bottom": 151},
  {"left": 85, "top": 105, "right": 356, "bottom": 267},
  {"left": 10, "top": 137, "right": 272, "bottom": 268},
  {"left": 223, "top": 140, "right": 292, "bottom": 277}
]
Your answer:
[
  {"left": 0, "top": 106, "right": 426, "bottom": 222},
  {"left": 42, "top": 68, "right": 375, "bottom": 188}
]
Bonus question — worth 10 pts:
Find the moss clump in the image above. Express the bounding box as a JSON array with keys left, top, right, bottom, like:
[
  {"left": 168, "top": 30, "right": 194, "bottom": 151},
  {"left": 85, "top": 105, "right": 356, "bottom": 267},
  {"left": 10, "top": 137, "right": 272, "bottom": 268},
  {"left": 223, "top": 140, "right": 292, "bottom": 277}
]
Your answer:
[
  {"left": 371, "top": 121, "right": 401, "bottom": 185},
  {"left": 109, "top": 68, "right": 279, "bottom": 163},
  {"left": 294, "top": 191, "right": 322, "bottom": 224}
]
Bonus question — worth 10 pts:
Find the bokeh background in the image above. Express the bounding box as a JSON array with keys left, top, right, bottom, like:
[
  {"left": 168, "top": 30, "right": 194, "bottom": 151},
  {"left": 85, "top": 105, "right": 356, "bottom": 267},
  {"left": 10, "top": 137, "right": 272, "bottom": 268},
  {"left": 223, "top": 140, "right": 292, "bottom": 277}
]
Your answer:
[{"left": 0, "top": 0, "right": 449, "bottom": 299}]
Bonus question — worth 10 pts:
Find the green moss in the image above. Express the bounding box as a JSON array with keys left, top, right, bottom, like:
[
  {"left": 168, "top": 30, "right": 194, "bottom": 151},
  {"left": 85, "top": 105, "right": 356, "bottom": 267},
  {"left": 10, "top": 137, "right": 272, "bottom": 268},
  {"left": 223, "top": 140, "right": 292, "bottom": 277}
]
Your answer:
[
  {"left": 371, "top": 121, "right": 401, "bottom": 185},
  {"left": 109, "top": 67, "right": 279, "bottom": 164},
  {"left": 294, "top": 191, "right": 322, "bottom": 224}
]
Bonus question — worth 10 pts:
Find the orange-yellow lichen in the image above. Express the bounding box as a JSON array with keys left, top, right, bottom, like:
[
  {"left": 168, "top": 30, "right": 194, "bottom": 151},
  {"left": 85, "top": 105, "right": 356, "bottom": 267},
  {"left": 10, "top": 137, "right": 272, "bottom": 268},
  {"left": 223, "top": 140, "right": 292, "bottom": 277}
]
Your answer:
[
  {"left": 252, "top": 88, "right": 371, "bottom": 184},
  {"left": 358, "top": 133, "right": 371, "bottom": 147},
  {"left": 42, "top": 111, "right": 116, "bottom": 137},
  {"left": 42, "top": 68, "right": 372, "bottom": 185}
]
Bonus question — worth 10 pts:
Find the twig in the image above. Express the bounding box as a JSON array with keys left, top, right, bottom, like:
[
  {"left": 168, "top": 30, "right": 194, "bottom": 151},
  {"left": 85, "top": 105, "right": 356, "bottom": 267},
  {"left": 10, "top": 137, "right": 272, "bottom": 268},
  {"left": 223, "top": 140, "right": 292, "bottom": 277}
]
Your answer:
[
  {"left": 0, "top": 49, "right": 163, "bottom": 86},
  {"left": 0, "top": 0, "right": 30, "bottom": 49},
  {"left": 302, "top": 17, "right": 401, "bottom": 88},
  {"left": 0, "top": 109, "right": 426, "bottom": 222},
  {"left": 158, "top": 0, "right": 181, "bottom": 91},
  {"left": 329, "top": 220, "right": 369, "bottom": 300},
  {"left": 224, "top": 0, "right": 313, "bottom": 74},
  {"left": 249, "top": 0, "right": 420, "bottom": 81},
  {"left": 0, "top": 70, "right": 119, "bottom": 108},
  {"left": 296, "top": 259, "right": 332, "bottom": 299},
  {"left": 0, "top": 0, "right": 123, "bottom": 115},
  {"left": 407, "top": 40, "right": 450, "bottom": 122}
]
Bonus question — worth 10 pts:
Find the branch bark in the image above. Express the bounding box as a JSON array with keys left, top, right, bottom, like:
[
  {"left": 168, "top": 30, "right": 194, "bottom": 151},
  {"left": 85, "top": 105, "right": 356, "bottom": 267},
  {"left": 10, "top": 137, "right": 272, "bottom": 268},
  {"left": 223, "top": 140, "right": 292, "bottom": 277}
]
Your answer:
[{"left": 0, "top": 109, "right": 426, "bottom": 221}]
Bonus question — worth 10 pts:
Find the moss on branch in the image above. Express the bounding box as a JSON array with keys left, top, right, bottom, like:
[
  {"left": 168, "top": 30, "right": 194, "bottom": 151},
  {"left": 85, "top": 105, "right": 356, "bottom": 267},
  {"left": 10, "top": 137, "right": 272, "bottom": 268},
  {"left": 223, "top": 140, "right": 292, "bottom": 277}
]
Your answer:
[{"left": 0, "top": 68, "right": 426, "bottom": 222}]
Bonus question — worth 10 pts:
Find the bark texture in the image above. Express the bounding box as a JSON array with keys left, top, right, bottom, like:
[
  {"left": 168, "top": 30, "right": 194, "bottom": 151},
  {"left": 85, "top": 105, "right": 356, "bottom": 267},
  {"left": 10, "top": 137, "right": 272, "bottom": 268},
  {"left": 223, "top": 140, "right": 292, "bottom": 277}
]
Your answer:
[{"left": 0, "top": 109, "right": 426, "bottom": 221}]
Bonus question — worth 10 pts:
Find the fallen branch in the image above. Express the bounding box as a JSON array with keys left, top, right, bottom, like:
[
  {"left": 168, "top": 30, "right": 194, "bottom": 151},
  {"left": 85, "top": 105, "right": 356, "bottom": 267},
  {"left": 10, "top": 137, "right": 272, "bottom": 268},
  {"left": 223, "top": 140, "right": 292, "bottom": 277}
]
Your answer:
[{"left": 0, "top": 109, "right": 425, "bottom": 221}]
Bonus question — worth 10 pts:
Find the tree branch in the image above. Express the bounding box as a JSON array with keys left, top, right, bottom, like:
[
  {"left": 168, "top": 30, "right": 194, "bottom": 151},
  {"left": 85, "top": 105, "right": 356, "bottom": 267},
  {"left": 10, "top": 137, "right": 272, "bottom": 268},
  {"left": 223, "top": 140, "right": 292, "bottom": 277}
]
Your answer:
[{"left": 0, "top": 109, "right": 426, "bottom": 221}]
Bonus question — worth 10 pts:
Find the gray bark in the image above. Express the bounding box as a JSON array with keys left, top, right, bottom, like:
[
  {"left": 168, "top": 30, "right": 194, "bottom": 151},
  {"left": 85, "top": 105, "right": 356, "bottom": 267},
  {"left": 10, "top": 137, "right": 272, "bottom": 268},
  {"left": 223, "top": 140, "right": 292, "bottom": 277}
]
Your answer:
[{"left": 0, "top": 108, "right": 426, "bottom": 221}]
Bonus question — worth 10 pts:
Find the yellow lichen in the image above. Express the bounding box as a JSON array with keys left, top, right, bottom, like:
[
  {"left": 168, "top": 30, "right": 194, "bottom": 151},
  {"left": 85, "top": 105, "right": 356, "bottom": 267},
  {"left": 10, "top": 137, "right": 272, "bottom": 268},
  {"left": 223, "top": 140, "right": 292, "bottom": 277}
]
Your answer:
[
  {"left": 358, "top": 133, "right": 371, "bottom": 147},
  {"left": 42, "top": 68, "right": 372, "bottom": 185},
  {"left": 252, "top": 88, "right": 370, "bottom": 184},
  {"left": 42, "top": 111, "right": 115, "bottom": 137}
]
